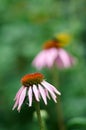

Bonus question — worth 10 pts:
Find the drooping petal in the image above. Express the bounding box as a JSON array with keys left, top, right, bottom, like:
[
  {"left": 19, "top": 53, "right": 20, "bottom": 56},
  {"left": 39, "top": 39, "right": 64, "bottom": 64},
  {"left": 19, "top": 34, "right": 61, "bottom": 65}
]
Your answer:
[
  {"left": 36, "top": 51, "right": 46, "bottom": 67},
  {"left": 69, "top": 55, "right": 76, "bottom": 66},
  {"left": 12, "top": 98, "right": 19, "bottom": 110},
  {"left": 44, "top": 88, "right": 50, "bottom": 100},
  {"left": 13, "top": 87, "right": 24, "bottom": 110},
  {"left": 46, "top": 48, "right": 58, "bottom": 68},
  {"left": 17, "top": 87, "right": 27, "bottom": 112},
  {"left": 32, "top": 48, "right": 58, "bottom": 69},
  {"left": 38, "top": 84, "right": 47, "bottom": 105},
  {"left": 14, "top": 86, "right": 24, "bottom": 101},
  {"left": 51, "top": 96, "right": 57, "bottom": 103},
  {"left": 57, "top": 49, "right": 72, "bottom": 68},
  {"left": 33, "top": 85, "right": 39, "bottom": 101},
  {"left": 56, "top": 56, "right": 64, "bottom": 68},
  {"left": 32, "top": 50, "right": 46, "bottom": 69},
  {"left": 43, "top": 81, "right": 61, "bottom": 95},
  {"left": 28, "top": 87, "right": 33, "bottom": 107},
  {"left": 41, "top": 81, "right": 57, "bottom": 102}
]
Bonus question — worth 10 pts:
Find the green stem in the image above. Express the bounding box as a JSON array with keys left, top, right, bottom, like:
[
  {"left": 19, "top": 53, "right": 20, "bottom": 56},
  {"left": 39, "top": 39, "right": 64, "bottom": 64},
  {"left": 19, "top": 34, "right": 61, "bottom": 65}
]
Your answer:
[
  {"left": 56, "top": 97, "right": 66, "bottom": 130},
  {"left": 51, "top": 66, "right": 66, "bottom": 130},
  {"left": 35, "top": 101, "right": 45, "bottom": 130}
]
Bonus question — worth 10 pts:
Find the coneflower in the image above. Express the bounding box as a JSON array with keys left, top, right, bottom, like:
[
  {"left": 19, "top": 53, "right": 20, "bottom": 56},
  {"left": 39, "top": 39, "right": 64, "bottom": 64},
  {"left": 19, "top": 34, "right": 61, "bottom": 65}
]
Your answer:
[
  {"left": 32, "top": 33, "right": 76, "bottom": 69},
  {"left": 13, "top": 72, "right": 61, "bottom": 112}
]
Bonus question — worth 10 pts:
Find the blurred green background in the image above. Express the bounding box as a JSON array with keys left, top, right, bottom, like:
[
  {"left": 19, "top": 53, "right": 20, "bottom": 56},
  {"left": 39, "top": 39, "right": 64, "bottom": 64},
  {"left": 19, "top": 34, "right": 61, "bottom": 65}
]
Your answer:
[{"left": 0, "top": 0, "right": 86, "bottom": 130}]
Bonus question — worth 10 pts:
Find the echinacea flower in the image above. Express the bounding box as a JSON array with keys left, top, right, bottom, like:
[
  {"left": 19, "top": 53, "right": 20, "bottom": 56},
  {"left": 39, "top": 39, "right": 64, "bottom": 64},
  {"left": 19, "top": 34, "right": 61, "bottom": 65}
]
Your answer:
[
  {"left": 32, "top": 35, "right": 76, "bottom": 69},
  {"left": 12, "top": 73, "right": 61, "bottom": 112}
]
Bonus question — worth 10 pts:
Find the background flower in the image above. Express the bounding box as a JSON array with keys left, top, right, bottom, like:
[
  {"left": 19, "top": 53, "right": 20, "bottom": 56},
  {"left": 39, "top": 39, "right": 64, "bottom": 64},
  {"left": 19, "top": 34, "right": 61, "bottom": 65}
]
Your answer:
[{"left": 32, "top": 34, "right": 76, "bottom": 69}]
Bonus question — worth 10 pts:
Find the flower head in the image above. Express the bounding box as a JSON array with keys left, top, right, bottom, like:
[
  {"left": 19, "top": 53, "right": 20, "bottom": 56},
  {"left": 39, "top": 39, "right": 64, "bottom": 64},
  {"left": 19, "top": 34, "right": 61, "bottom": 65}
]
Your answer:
[
  {"left": 32, "top": 35, "right": 76, "bottom": 69},
  {"left": 13, "top": 73, "right": 61, "bottom": 112}
]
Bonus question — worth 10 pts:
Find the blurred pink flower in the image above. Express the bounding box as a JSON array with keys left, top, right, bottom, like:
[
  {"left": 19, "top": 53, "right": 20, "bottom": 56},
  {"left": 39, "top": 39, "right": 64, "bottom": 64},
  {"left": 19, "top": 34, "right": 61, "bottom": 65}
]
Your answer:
[
  {"left": 56, "top": 48, "right": 76, "bottom": 68},
  {"left": 32, "top": 47, "right": 76, "bottom": 70},
  {"left": 12, "top": 73, "right": 61, "bottom": 112},
  {"left": 32, "top": 48, "right": 58, "bottom": 69}
]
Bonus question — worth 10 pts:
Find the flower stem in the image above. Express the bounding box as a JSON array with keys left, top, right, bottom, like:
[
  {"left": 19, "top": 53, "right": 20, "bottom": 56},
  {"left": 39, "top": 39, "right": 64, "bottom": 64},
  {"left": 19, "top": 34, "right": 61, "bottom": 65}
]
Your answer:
[
  {"left": 35, "top": 101, "right": 45, "bottom": 130},
  {"left": 51, "top": 66, "right": 66, "bottom": 130},
  {"left": 56, "top": 97, "right": 66, "bottom": 130}
]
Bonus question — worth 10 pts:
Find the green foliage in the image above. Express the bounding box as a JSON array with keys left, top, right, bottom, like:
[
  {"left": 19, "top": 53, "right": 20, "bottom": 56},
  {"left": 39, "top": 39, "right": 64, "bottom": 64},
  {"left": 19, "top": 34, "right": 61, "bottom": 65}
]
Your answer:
[{"left": 0, "top": 0, "right": 86, "bottom": 130}]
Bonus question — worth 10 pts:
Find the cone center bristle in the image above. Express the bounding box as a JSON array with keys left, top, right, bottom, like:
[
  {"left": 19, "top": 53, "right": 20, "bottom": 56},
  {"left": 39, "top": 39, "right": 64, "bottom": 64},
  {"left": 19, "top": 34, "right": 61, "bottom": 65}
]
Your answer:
[
  {"left": 43, "top": 40, "right": 58, "bottom": 49},
  {"left": 43, "top": 39, "right": 65, "bottom": 49},
  {"left": 21, "top": 73, "right": 44, "bottom": 87}
]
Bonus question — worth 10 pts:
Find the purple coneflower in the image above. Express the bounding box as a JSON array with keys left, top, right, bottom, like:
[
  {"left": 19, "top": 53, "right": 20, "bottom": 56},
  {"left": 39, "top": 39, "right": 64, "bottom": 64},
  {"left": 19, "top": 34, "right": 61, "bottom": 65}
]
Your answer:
[
  {"left": 13, "top": 72, "right": 61, "bottom": 112},
  {"left": 32, "top": 35, "right": 76, "bottom": 69}
]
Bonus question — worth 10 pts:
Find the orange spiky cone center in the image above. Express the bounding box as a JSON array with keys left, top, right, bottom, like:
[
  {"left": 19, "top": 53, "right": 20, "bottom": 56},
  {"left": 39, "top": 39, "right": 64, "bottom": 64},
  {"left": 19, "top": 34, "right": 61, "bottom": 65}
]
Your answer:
[
  {"left": 43, "top": 39, "right": 64, "bottom": 49},
  {"left": 21, "top": 73, "right": 44, "bottom": 87}
]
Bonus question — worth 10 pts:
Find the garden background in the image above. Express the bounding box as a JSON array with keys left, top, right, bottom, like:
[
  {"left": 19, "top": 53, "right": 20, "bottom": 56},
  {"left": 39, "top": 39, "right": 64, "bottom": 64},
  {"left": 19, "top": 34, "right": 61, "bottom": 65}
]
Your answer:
[{"left": 0, "top": 0, "right": 86, "bottom": 130}]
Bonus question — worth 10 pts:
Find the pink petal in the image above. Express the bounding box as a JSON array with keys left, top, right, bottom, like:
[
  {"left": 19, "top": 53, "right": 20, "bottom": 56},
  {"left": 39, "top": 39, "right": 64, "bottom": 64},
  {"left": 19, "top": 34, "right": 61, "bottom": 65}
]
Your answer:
[
  {"left": 28, "top": 87, "right": 33, "bottom": 107},
  {"left": 13, "top": 87, "right": 24, "bottom": 110},
  {"left": 69, "top": 56, "right": 76, "bottom": 65},
  {"left": 58, "top": 49, "right": 72, "bottom": 67},
  {"left": 12, "top": 98, "right": 19, "bottom": 110},
  {"left": 38, "top": 84, "right": 47, "bottom": 105},
  {"left": 32, "top": 48, "right": 58, "bottom": 69},
  {"left": 42, "top": 80, "right": 57, "bottom": 102},
  {"left": 14, "top": 86, "right": 24, "bottom": 100},
  {"left": 56, "top": 56, "right": 64, "bottom": 68},
  {"left": 52, "top": 97, "right": 57, "bottom": 103},
  {"left": 32, "top": 50, "right": 46, "bottom": 69},
  {"left": 43, "top": 81, "right": 61, "bottom": 95},
  {"left": 17, "top": 87, "right": 27, "bottom": 112},
  {"left": 46, "top": 48, "right": 58, "bottom": 67},
  {"left": 45, "top": 89, "right": 50, "bottom": 100},
  {"left": 33, "top": 85, "right": 39, "bottom": 101}
]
